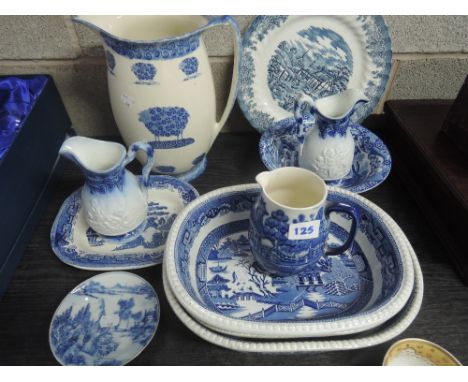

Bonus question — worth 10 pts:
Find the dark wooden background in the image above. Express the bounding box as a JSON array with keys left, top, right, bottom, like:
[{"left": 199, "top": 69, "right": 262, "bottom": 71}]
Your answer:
[{"left": 0, "top": 129, "right": 467, "bottom": 365}]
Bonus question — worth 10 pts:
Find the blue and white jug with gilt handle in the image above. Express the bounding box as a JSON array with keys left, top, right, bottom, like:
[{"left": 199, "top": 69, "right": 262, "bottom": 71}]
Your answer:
[
  {"left": 59, "top": 136, "right": 154, "bottom": 237},
  {"left": 295, "top": 89, "right": 369, "bottom": 181},
  {"left": 72, "top": 16, "right": 241, "bottom": 180}
]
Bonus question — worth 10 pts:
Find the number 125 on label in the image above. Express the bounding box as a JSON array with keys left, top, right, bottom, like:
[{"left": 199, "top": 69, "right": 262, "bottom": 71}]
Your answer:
[{"left": 288, "top": 220, "right": 321, "bottom": 240}]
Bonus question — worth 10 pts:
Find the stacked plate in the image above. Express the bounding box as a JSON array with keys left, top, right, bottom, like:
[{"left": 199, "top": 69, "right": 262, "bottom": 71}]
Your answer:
[{"left": 162, "top": 185, "right": 423, "bottom": 352}]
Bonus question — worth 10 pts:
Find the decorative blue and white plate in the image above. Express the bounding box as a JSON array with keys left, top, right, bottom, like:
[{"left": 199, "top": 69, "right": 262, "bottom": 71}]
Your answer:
[
  {"left": 238, "top": 16, "right": 392, "bottom": 133},
  {"left": 49, "top": 272, "right": 159, "bottom": 366},
  {"left": 51, "top": 176, "right": 198, "bottom": 271},
  {"left": 259, "top": 117, "right": 392, "bottom": 193},
  {"left": 164, "top": 184, "right": 414, "bottom": 339}
]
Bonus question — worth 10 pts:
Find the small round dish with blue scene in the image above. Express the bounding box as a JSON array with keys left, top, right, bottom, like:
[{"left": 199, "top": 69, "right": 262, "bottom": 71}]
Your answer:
[
  {"left": 259, "top": 117, "right": 392, "bottom": 193},
  {"left": 238, "top": 16, "right": 392, "bottom": 133},
  {"left": 49, "top": 271, "right": 159, "bottom": 366},
  {"left": 164, "top": 184, "right": 414, "bottom": 339},
  {"left": 50, "top": 175, "right": 198, "bottom": 271}
]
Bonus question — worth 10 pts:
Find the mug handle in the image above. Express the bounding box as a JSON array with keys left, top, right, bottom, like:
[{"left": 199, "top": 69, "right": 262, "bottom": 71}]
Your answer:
[
  {"left": 124, "top": 141, "right": 155, "bottom": 188},
  {"left": 324, "top": 202, "right": 360, "bottom": 256}
]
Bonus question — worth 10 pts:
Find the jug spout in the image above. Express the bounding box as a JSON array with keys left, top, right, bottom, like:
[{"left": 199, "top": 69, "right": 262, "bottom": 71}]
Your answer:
[
  {"left": 255, "top": 171, "right": 272, "bottom": 190},
  {"left": 59, "top": 136, "right": 126, "bottom": 175},
  {"left": 314, "top": 89, "right": 369, "bottom": 121},
  {"left": 72, "top": 15, "right": 211, "bottom": 43}
]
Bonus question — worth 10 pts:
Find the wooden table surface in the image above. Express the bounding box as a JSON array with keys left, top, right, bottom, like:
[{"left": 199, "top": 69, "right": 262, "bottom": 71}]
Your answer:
[{"left": 0, "top": 131, "right": 467, "bottom": 366}]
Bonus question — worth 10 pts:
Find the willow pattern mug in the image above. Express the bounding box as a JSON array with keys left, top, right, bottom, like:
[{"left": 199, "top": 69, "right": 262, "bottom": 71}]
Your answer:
[{"left": 249, "top": 167, "right": 360, "bottom": 275}]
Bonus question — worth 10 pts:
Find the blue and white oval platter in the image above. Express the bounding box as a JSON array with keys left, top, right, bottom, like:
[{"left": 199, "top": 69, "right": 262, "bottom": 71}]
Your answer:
[
  {"left": 50, "top": 175, "right": 198, "bottom": 271},
  {"left": 163, "top": 185, "right": 414, "bottom": 339}
]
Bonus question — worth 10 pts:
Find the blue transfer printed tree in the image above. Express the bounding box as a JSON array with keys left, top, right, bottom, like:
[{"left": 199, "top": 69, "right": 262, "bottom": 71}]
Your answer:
[
  {"left": 263, "top": 209, "right": 289, "bottom": 249},
  {"left": 131, "top": 62, "right": 157, "bottom": 81},
  {"left": 179, "top": 57, "right": 199, "bottom": 76},
  {"left": 128, "top": 309, "right": 158, "bottom": 346},
  {"left": 116, "top": 298, "right": 135, "bottom": 330},
  {"left": 51, "top": 303, "right": 119, "bottom": 365},
  {"left": 138, "top": 106, "right": 190, "bottom": 141}
]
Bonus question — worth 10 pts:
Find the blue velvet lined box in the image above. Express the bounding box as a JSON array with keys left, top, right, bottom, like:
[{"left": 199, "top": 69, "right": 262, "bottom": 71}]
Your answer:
[{"left": 0, "top": 75, "right": 73, "bottom": 298}]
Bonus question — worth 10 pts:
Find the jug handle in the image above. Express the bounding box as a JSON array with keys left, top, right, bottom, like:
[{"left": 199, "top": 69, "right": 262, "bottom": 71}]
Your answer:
[
  {"left": 205, "top": 16, "right": 241, "bottom": 141},
  {"left": 324, "top": 202, "right": 360, "bottom": 256},
  {"left": 123, "top": 141, "right": 155, "bottom": 189}
]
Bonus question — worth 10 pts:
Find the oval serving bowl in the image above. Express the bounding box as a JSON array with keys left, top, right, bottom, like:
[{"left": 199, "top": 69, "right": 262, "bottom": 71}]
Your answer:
[
  {"left": 164, "top": 185, "right": 414, "bottom": 339},
  {"left": 162, "top": 236, "right": 423, "bottom": 352}
]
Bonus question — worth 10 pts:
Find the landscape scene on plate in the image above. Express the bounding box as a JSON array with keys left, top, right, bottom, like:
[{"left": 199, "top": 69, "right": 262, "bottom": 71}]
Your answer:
[
  {"left": 198, "top": 222, "right": 373, "bottom": 321},
  {"left": 249, "top": 196, "right": 328, "bottom": 270},
  {"left": 85, "top": 202, "right": 177, "bottom": 251},
  {"left": 50, "top": 281, "right": 158, "bottom": 366},
  {"left": 267, "top": 26, "right": 353, "bottom": 113},
  {"left": 138, "top": 106, "right": 194, "bottom": 150}
]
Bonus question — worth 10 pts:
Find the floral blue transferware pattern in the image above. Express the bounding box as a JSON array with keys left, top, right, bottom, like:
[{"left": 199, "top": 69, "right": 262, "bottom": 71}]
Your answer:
[
  {"left": 179, "top": 57, "right": 200, "bottom": 80},
  {"left": 131, "top": 62, "right": 157, "bottom": 84},
  {"left": 84, "top": 165, "right": 126, "bottom": 195},
  {"left": 49, "top": 272, "right": 159, "bottom": 366},
  {"left": 259, "top": 118, "right": 392, "bottom": 193},
  {"left": 138, "top": 106, "right": 194, "bottom": 149},
  {"left": 50, "top": 176, "right": 198, "bottom": 270},
  {"left": 103, "top": 34, "right": 200, "bottom": 61},
  {"left": 238, "top": 16, "right": 392, "bottom": 133}
]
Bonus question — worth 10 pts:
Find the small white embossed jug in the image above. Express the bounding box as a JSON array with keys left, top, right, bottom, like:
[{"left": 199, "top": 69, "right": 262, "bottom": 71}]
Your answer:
[
  {"left": 295, "top": 89, "right": 369, "bottom": 181},
  {"left": 59, "top": 136, "right": 154, "bottom": 236},
  {"left": 73, "top": 16, "right": 241, "bottom": 181}
]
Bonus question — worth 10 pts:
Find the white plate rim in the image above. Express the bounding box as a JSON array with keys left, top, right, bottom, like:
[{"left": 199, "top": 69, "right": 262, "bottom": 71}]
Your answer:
[{"left": 162, "top": 233, "right": 423, "bottom": 352}]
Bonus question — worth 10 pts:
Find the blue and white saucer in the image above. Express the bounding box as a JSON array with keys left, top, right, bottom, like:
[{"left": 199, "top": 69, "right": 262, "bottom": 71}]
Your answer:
[
  {"left": 164, "top": 184, "right": 414, "bottom": 339},
  {"left": 50, "top": 175, "right": 198, "bottom": 271},
  {"left": 259, "top": 117, "right": 392, "bottom": 193},
  {"left": 49, "top": 271, "right": 159, "bottom": 366}
]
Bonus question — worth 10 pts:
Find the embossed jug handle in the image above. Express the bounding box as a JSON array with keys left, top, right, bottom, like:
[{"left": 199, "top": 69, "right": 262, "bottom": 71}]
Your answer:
[
  {"left": 205, "top": 16, "right": 241, "bottom": 140},
  {"left": 124, "top": 141, "right": 155, "bottom": 189},
  {"left": 324, "top": 202, "right": 360, "bottom": 256}
]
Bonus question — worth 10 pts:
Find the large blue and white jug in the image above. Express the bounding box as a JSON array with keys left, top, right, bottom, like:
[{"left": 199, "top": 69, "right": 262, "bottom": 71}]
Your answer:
[
  {"left": 295, "top": 89, "right": 369, "bottom": 181},
  {"left": 73, "top": 16, "right": 241, "bottom": 180}
]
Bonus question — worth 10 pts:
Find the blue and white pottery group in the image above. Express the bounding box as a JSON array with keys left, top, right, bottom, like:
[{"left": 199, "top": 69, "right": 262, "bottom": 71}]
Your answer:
[{"left": 48, "top": 15, "right": 422, "bottom": 363}]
